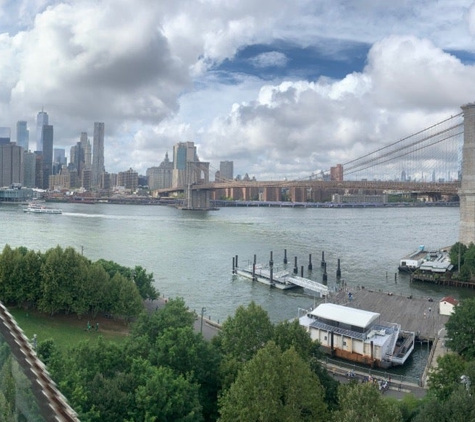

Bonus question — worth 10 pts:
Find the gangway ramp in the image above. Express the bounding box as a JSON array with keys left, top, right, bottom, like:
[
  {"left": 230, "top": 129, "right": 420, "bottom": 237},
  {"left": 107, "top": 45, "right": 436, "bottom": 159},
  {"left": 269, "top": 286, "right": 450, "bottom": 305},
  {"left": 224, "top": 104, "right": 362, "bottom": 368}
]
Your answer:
[{"left": 287, "top": 275, "right": 329, "bottom": 295}]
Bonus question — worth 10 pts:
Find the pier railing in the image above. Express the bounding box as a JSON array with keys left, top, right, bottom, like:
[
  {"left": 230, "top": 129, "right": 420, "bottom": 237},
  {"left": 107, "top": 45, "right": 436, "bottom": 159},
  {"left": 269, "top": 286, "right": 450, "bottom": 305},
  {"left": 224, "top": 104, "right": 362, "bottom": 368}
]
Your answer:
[{"left": 322, "top": 357, "right": 422, "bottom": 387}]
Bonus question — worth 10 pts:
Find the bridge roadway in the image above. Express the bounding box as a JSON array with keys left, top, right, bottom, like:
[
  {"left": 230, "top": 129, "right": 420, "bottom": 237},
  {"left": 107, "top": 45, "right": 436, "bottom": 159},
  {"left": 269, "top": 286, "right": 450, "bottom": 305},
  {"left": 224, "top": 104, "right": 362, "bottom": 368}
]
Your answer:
[{"left": 158, "top": 180, "right": 461, "bottom": 195}]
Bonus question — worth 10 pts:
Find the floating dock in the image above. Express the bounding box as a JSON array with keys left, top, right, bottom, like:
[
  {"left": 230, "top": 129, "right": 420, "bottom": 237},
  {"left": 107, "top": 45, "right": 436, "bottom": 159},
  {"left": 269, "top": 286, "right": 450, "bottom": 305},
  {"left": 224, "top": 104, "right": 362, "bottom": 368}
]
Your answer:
[{"left": 236, "top": 264, "right": 329, "bottom": 296}]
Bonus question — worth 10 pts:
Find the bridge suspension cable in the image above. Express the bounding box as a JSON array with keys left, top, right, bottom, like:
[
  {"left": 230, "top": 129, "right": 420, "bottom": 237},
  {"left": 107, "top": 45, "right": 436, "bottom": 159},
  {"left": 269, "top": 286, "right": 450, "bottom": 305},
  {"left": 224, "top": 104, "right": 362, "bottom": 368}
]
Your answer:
[{"left": 341, "top": 113, "right": 463, "bottom": 182}]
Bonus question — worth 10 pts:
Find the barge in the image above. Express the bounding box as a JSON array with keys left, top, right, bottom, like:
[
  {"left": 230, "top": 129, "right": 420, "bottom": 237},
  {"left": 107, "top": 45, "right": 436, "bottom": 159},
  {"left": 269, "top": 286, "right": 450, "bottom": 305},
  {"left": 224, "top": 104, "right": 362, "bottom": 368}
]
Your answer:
[
  {"left": 399, "top": 246, "right": 452, "bottom": 273},
  {"left": 299, "top": 303, "right": 415, "bottom": 368}
]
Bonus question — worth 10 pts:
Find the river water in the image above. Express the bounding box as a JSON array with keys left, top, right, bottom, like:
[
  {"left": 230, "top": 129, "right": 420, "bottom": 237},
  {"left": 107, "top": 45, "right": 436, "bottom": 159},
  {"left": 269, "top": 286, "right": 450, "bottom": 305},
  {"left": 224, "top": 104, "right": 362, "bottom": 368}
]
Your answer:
[{"left": 0, "top": 202, "right": 466, "bottom": 377}]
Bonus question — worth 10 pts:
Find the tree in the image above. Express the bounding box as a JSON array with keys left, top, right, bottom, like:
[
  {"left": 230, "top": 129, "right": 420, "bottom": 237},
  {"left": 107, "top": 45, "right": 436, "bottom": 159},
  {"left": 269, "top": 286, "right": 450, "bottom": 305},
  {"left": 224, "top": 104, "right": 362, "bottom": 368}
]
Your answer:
[
  {"left": 151, "top": 326, "right": 221, "bottom": 421},
  {"left": 331, "top": 382, "right": 403, "bottom": 422},
  {"left": 218, "top": 342, "right": 328, "bottom": 422},
  {"left": 96, "top": 260, "right": 158, "bottom": 301},
  {"left": 108, "top": 273, "right": 143, "bottom": 321},
  {"left": 427, "top": 353, "right": 467, "bottom": 400},
  {"left": 273, "top": 319, "right": 320, "bottom": 361},
  {"left": 214, "top": 301, "right": 274, "bottom": 388},
  {"left": 414, "top": 387, "right": 475, "bottom": 422},
  {"left": 133, "top": 361, "right": 203, "bottom": 422},
  {"left": 446, "top": 297, "right": 475, "bottom": 358},
  {"left": 132, "top": 265, "right": 159, "bottom": 301},
  {"left": 449, "top": 242, "right": 468, "bottom": 273},
  {"left": 131, "top": 297, "right": 195, "bottom": 344}
]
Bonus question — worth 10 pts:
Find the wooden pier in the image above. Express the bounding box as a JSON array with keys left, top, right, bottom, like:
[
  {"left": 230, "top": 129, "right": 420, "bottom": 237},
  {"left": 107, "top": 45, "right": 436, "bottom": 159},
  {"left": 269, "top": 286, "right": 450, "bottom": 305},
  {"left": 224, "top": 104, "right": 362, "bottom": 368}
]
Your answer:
[{"left": 328, "top": 288, "right": 449, "bottom": 341}]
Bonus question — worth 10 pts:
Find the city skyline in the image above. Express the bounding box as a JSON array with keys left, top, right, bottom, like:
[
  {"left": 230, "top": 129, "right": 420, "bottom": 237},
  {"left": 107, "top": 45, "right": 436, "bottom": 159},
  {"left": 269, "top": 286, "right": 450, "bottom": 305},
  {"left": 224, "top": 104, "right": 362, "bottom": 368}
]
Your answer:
[{"left": 1, "top": 2, "right": 475, "bottom": 180}]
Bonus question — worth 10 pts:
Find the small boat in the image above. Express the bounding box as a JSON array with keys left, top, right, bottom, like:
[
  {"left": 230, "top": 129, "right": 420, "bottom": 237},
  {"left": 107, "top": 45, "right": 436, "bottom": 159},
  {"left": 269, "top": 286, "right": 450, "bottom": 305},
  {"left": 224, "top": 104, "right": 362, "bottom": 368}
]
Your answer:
[{"left": 23, "top": 203, "right": 62, "bottom": 214}]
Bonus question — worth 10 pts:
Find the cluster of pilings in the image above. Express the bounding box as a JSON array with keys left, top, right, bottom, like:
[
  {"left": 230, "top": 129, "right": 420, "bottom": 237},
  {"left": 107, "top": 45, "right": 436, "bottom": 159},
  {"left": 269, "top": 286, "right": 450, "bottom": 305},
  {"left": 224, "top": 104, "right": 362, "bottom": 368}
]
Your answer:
[{"left": 232, "top": 249, "right": 343, "bottom": 285}]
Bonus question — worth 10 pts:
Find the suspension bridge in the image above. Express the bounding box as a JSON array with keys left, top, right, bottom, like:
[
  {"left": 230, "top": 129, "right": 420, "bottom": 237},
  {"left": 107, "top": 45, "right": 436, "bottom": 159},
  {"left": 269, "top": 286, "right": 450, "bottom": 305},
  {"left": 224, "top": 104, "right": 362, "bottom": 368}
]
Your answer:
[{"left": 158, "top": 104, "right": 466, "bottom": 209}]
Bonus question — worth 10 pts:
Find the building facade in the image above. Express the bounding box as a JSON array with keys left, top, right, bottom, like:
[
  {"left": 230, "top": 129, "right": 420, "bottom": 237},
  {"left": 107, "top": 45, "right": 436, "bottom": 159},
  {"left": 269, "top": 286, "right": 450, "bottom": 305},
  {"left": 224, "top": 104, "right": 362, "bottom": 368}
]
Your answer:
[
  {"left": 118, "top": 168, "right": 138, "bottom": 191},
  {"left": 92, "top": 122, "right": 105, "bottom": 188},
  {"left": 23, "top": 151, "right": 36, "bottom": 188},
  {"left": 0, "top": 143, "right": 23, "bottom": 187},
  {"left": 147, "top": 152, "right": 173, "bottom": 190},
  {"left": 219, "top": 160, "right": 233, "bottom": 181},
  {"left": 42, "top": 125, "right": 54, "bottom": 189},
  {"left": 330, "top": 164, "right": 343, "bottom": 181},
  {"left": 16, "top": 121, "right": 29, "bottom": 150},
  {"left": 36, "top": 110, "right": 48, "bottom": 152},
  {"left": 0, "top": 127, "right": 11, "bottom": 145}
]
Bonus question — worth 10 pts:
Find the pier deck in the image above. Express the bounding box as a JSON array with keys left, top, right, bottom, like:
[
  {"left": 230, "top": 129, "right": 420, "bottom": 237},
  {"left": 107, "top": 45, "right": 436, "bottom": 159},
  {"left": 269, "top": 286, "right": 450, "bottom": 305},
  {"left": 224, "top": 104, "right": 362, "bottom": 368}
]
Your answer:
[{"left": 329, "top": 288, "right": 448, "bottom": 341}]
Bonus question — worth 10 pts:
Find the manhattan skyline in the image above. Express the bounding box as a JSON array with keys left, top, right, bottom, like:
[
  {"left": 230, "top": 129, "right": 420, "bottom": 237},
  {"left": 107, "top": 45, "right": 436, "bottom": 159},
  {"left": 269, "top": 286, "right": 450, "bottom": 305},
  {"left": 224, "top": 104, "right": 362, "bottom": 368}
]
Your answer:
[{"left": 1, "top": 1, "right": 475, "bottom": 180}]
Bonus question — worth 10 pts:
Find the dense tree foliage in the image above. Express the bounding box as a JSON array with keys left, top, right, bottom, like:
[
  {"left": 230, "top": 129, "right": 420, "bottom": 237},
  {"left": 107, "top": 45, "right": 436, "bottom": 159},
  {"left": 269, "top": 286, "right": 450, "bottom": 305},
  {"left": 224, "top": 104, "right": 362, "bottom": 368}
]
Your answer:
[
  {"left": 96, "top": 259, "right": 158, "bottom": 301},
  {"left": 331, "top": 382, "right": 403, "bottom": 422},
  {"left": 218, "top": 342, "right": 328, "bottom": 422},
  {"left": 0, "top": 245, "right": 154, "bottom": 320},
  {"left": 445, "top": 297, "right": 475, "bottom": 358},
  {"left": 414, "top": 387, "right": 475, "bottom": 422}
]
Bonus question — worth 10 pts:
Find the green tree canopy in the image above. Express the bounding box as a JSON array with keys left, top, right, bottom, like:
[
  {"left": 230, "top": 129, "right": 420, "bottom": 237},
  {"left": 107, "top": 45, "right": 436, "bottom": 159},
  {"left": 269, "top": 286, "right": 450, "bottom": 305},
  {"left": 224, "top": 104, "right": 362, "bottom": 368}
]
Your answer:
[
  {"left": 427, "top": 353, "right": 468, "bottom": 400},
  {"left": 214, "top": 301, "right": 274, "bottom": 389},
  {"left": 218, "top": 341, "right": 328, "bottom": 422},
  {"left": 414, "top": 387, "right": 475, "bottom": 422},
  {"left": 445, "top": 297, "right": 475, "bottom": 358},
  {"left": 331, "top": 382, "right": 403, "bottom": 422},
  {"left": 131, "top": 297, "right": 195, "bottom": 344}
]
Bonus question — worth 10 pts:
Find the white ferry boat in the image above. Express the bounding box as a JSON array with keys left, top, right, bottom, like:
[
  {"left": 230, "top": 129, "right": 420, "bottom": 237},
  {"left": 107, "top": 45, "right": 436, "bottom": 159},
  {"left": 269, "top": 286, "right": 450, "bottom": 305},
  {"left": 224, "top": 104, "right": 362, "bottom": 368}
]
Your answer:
[{"left": 23, "top": 203, "right": 62, "bottom": 214}]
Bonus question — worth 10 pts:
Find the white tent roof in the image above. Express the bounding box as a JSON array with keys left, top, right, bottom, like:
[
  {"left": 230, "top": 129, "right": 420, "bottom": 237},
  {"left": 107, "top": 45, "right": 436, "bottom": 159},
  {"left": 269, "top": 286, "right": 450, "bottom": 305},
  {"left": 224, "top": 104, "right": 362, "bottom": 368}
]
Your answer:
[{"left": 310, "top": 303, "right": 380, "bottom": 329}]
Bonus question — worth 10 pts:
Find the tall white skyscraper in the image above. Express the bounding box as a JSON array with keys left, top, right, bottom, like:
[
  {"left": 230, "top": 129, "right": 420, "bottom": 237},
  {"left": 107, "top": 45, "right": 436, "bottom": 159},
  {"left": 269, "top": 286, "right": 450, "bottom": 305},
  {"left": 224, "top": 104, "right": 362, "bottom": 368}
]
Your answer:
[
  {"left": 36, "top": 110, "right": 49, "bottom": 152},
  {"left": 80, "top": 132, "right": 92, "bottom": 170},
  {"left": 16, "top": 121, "right": 29, "bottom": 150},
  {"left": 92, "top": 122, "right": 105, "bottom": 188}
]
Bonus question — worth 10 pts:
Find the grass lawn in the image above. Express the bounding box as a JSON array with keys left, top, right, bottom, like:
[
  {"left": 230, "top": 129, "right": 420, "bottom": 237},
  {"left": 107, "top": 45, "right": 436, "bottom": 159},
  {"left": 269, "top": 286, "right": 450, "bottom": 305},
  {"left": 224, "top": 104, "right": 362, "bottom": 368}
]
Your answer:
[{"left": 9, "top": 308, "right": 130, "bottom": 351}]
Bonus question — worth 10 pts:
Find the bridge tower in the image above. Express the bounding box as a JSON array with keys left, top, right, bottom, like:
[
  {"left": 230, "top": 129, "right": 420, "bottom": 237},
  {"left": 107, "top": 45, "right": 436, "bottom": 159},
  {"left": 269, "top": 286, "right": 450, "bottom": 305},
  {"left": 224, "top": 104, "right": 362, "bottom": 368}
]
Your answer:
[{"left": 459, "top": 103, "right": 475, "bottom": 244}]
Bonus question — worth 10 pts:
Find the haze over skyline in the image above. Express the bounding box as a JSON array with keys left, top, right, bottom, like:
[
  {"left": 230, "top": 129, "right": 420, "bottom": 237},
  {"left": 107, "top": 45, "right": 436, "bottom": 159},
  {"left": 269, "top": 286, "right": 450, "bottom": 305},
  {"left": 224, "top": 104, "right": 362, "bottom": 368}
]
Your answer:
[{"left": 1, "top": 0, "right": 475, "bottom": 180}]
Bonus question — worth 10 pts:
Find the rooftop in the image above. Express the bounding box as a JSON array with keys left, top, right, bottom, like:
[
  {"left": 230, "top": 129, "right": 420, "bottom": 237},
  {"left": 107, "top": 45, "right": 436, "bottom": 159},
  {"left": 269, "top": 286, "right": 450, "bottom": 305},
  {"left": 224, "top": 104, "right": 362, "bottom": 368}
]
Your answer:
[{"left": 309, "top": 303, "right": 380, "bottom": 329}]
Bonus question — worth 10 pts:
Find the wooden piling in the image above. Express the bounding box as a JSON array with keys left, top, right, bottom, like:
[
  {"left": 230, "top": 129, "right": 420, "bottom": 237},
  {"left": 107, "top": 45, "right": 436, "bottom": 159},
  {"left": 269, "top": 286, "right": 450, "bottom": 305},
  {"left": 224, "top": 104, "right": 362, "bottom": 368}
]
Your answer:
[
  {"left": 336, "top": 258, "right": 341, "bottom": 279},
  {"left": 308, "top": 254, "right": 313, "bottom": 271},
  {"left": 284, "top": 249, "right": 288, "bottom": 264},
  {"left": 323, "top": 262, "right": 328, "bottom": 283},
  {"left": 301, "top": 265, "right": 304, "bottom": 277},
  {"left": 294, "top": 257, "right": 298, "bottom": 274},
  {"left": 232, "top": 257, "right": 235, "bottom": 274}
]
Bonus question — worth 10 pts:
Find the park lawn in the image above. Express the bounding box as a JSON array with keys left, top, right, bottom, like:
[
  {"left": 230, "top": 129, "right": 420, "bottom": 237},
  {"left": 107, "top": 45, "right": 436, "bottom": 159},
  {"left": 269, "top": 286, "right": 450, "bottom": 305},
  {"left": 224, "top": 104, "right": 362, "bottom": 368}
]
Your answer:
[{"left": 9, "top": 308, "right": 130, "bottom": 351}]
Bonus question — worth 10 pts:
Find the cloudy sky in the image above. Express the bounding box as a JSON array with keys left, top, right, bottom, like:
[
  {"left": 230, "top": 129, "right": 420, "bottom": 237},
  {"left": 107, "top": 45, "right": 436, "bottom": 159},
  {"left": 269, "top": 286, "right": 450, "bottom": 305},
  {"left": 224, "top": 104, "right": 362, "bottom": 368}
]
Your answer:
[{"left": 1, "top": 0, "right": 475, "bottom": 180}]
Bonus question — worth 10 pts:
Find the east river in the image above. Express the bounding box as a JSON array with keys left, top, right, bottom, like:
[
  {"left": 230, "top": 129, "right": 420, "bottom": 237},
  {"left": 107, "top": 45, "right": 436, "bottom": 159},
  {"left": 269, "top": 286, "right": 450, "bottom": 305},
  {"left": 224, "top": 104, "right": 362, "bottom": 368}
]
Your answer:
[{"left": 0, "top": 202, "right": 468, "bottom": 378}]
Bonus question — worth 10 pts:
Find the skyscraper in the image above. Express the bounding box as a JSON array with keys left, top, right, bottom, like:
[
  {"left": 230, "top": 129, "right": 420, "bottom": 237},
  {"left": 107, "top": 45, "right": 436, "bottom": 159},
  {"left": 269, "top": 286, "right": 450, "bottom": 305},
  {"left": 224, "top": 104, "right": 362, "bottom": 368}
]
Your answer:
[
  {"left": 42, "top": 125, "right": 53, "bottom": 189},
  {"left": 219, "top": 161, "right": 234, "bottom": 180},
  {"left": 23, "top": 151, "right": 36, "bottom": 188},
  {"left": 92, "top": 122, "right": 105, "bottom": 188},
  {"left": 36, "top": 110, "right": 49, "bottom": 152},
  {"left": 172, "top": 142, "right": 198, "bottom": 188},
  {"left": 0, "top": 127, "right": 11, "bottom": 145},
  {"left": 0, "top": 143, "right": 23, "bottom": 187},
  {"left": 80, "top": 132, "right": 92, "bottom": 170},
  {"left": 16, "top": 121, "right": 29, "bottom": 150}
]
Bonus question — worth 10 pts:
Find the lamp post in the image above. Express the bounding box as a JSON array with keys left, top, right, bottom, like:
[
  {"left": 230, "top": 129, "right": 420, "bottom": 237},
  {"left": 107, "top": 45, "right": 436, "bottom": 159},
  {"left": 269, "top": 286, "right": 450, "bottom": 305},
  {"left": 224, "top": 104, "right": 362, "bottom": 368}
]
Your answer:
[{"left": 200, "top": 307, "right": 206, "bottom": 333}]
